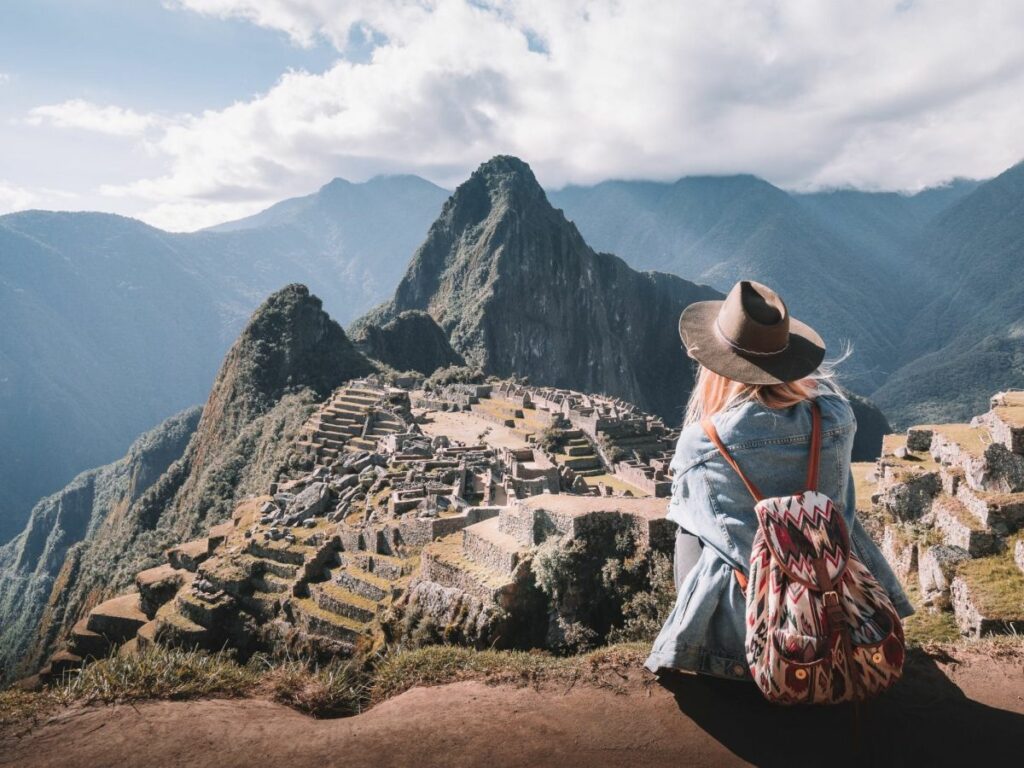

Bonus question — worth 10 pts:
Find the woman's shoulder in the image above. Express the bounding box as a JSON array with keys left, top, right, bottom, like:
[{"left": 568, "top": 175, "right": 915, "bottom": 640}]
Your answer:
[{"left": 705, "top": 388, "right": 854, "bottom": 447}]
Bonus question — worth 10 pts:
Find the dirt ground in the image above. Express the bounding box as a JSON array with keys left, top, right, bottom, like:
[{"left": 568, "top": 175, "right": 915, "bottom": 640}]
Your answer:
[{"left": 3, "top": 647, "right": 1022, "bottom": 768}]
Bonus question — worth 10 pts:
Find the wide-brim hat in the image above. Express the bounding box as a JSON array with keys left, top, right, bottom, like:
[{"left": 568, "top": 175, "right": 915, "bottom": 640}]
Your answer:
[{"left": 678, "top": 280, "right": 825, "bottom": 385}]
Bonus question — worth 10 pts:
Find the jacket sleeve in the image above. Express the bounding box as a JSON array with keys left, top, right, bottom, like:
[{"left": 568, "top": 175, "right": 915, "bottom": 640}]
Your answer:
[{"left": 670, "top": 461, "right": 746, "bottom": 573}]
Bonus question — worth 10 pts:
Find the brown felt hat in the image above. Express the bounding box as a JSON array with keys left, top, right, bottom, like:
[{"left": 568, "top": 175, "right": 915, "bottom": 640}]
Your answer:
[{"left": 678, "top": 280, "right": 825, "bottom": 385}]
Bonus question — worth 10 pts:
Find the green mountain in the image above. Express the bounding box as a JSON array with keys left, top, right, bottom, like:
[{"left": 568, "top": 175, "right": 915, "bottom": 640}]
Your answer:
[
  {"left": 873, "top": 162, "right": 1024, "bottom": 425},
  {"left": 0, "top": 407, "right": 200, "bottom": 682},
  {"left": 548, "top": 176, "right": 976, "bottom": 394},
  {"left": 0, "top": 285, "right": 377, "bottom": 679},
  {"left": 0, "top": 177, "right": 446, "bottom": 544},
  {"left": 358, "top": 156, "right": 721, "bottom": 423}
]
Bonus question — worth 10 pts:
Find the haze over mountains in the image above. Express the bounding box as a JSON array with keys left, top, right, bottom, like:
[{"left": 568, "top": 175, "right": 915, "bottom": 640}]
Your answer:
[
  {"left": 0, "top": 178, "right": 446, "bottom": 542},
  {"left": 2, "top": 155, "right": 1022, "bottom": 547}
]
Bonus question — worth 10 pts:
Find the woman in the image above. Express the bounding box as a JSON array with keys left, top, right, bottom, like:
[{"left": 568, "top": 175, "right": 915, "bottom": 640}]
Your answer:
[{"left": 644, "top": 280, "right": 913, "bottom": 680}]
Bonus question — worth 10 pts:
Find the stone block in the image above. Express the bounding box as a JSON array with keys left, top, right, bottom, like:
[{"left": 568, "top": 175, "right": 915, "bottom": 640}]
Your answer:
[
  {"left": 86, "top": 593, "right": 148, "bottom": 643},
  {"left": 951, "top": 576, "right": 1024, "bottom": 637},
  {"left": 906, "top": 427, "right": 934, "bottom": 452},
  {"left": 135, "top": 563, "right": 186, "bottom": 617},
  {"left": 955, "top": 485, "right": 1024, "bottom": 534},
  {"left": 881, "top": 524, "right": 918, "bottom": 579},
  {"left": 918, "top": 545, "right": 969, "bottom": 608},
  {"left": 166, "top": 539, "right": 211, "bottom": 572},
  {"left": 932, "top": 496, "right": 998, "bottom": 557}
]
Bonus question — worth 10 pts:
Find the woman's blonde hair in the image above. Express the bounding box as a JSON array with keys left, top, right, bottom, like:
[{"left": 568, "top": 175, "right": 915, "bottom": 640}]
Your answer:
[{"left": 683, "top": 350, "right": 849, "bottom": 425}]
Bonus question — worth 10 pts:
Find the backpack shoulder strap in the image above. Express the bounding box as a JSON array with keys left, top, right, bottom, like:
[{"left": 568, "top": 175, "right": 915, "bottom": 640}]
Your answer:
[
  {"left": 701, "top": 399, "right": 823, "bottom": 500},
  {"left": 701, "top": 417, "right": 764, "bottom": 502}
]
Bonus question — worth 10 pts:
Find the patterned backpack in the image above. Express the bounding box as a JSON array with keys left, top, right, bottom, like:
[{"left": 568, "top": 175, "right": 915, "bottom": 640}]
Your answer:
[{"left": 701, "top": 400, "right": 905, "bottom": 705}]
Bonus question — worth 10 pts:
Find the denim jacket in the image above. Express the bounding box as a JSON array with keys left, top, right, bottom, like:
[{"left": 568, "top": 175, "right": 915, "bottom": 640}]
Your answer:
[{"left": 644, "top": 391, "right": 914, "bottom": 680}]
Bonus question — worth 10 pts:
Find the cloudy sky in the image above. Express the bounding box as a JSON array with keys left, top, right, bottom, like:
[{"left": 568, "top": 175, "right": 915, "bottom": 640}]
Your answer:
[{"left": 2, "top": 0, "right": 1023, "bottom": 231}]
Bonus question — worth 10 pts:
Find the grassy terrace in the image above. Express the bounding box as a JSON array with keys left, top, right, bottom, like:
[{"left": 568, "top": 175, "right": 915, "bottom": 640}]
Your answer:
[
  {"left": 937, "top": 495, "right": 988, "bottom": 533},
  {"left": 426, "top": 532, "right": 511, "bottom": 590},
  {"left": 902, "top": 584, "right": 960, "bottom": 646},
  {"left": 851, "top": 461, "right": 878, "bottom": 510},
  {"left": 585, "top": 473, "right": 648, "bottom": 496},
  {"left": 994, "top": 392, "right": 1024, "bottom": 427},
  {"left": 932, "top": 423, "right": 993, "bottom": 459},
  {"left": 878, "top": 436, "right": 942, "bottom": 476},
  {"left": 956, "top": 534, "right": 1024, "bottom": 620}
]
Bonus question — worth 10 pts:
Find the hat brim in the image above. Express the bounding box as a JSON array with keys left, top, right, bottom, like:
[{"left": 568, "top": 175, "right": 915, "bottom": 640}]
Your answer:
[{"left": 678, "top": 300, "right": 826, "bottom": 386}]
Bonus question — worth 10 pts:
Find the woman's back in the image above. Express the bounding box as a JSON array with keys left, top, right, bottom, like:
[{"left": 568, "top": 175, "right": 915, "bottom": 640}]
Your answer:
[
  {"left": 645, "top": 389, "right": 913, "bottom": 680},
  {"left": 670, "top": 389, "right": 857, "bottom": 567}
]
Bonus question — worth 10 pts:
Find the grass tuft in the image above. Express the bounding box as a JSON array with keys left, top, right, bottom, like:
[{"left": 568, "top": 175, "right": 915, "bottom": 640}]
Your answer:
[
  {"left": 57, "top": 646, "right": 257, "bottom": 704},
  {"left": 370, "top": 642, "right": 648, "bottom": 704}
]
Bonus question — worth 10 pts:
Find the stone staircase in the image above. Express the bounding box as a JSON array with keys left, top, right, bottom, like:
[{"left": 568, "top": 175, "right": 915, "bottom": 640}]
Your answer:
[
  {"left": 858, "top": 390, "right": 1024, "bottom": 638},
  {"left": 298, "top": 384, "right": 409, "bottom": 464},
  {"left": 555, "top": 430, "right": 604, "bottom": 477},
  {"left": 286, "top": 528, "right": 417, "bottom": 655},
  {"left": 469, "top": 395, "right": 552, "bottom": 442}
]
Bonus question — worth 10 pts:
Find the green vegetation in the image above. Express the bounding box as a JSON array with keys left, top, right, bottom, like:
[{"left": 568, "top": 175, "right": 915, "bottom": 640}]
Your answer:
[
  {"left": 1, "top": 642, "right": 651, "bottom": 727},
  {"left": 424, "top": 364, "right": 485, "bottom": 389},
  {"left": 370, "top": 643, "right": 647, "bottom": 704},
  {"left": 537, "top": 426, "right": 567, "bottom": 453},
  {"left": 902, "top": 584, "right": 960, "bottom": 647},
  {"left": 532, "top": 524, "right": 669, "bottom": 653},
  {"left": 957, "top": 535, "right": 1024, "bottom": 620},
  {"left": 1, "top": 646, "right": 368, "bottom": 726}
]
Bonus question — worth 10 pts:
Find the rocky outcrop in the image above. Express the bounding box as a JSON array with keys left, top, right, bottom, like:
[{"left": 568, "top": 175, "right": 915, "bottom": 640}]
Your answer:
[
  {"left": 358, "top": 156, "right": 721, "bottom": 424},
  {"left": 6, "top": 285, "right": 378, "bottom": 679},
  {"left": 0, "top": 407, "right": 200, "bottom": 682},
  {"left": 846, "top": 391, "right": 892, "bottom": 462},
  {"left": 350, "top": 310, "right": 464, "bottom": 375}
]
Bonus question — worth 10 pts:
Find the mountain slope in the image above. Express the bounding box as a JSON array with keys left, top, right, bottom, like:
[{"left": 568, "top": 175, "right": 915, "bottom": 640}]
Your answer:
[
  {"left": 360, "top": 156, "right": 721, "bottom": 423},
  {"left": 0, "top": 407, "right": 200, "bottom": 681},
  {"left": 549, "top": 176, "right": 939, "bottom": 392},
  {"left": 0, "top": 176, "right": 444, "bottom": 545},
  {"left": 0, "top": 214, "right": 228, "bottom": 544},
  {"left": 873, "top": 162, "right": 1024, "bottom": 425},
  {"left": 794, "top": 180, "right": 979, "bottom": 274},
  {"left": 5, "top": 285, "right": 376, "bottom": 678}
]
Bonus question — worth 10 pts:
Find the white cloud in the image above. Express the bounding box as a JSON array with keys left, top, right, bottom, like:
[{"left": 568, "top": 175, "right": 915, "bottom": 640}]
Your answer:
[
  {"left": 0, "top": 181, "right": 37, "bottom": 213},
  {"left": 0, "top": 73, "right": 10, "bottom": 84},
  {"left": 28, "top": 1, "right": 1024, "bottom": 229},
  {"left": 27, "top": 99, "right": 168, "bottom": 137}
]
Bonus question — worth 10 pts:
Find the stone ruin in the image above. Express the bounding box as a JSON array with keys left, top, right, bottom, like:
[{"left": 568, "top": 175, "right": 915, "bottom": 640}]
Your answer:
[
  {"left": 33, "top": 377, "right": 679, "bottom": 680},
  {"left": 855, "top": 390, "right": 1024, "bottom": 637},
  {"left": 40, "top": 381, "right": 1022, "bottom": 682}
]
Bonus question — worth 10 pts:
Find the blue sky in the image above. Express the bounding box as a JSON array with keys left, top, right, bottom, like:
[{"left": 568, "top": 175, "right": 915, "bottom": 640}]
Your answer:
[{"left": 2, "top": 1, "right": 1023, "bottom": 230}]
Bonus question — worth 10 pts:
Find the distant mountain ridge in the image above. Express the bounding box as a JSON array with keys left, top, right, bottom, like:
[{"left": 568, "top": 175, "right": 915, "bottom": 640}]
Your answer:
[
  {"left": 873, "top": 161, "right": 1024, "bottom": 424},
  {"left": 0, "top": 156, "right": 1014, "bottom": 546},
  {"left": 0, "top": 177, "right": 447, "bottom": 544},
  {"left": 548, "top": 175, "right": 979, "bottom": 393}
]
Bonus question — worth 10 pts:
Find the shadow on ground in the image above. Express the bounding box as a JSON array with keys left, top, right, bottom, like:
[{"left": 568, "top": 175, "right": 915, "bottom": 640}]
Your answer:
[{"left": 662, "top": 649, "right": 1024, "bottom": 766}]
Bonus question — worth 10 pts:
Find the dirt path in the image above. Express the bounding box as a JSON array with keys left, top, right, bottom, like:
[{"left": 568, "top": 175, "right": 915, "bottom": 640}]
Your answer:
[{"left": 3, "top": 649, "right": 1023, "bottom": 768}]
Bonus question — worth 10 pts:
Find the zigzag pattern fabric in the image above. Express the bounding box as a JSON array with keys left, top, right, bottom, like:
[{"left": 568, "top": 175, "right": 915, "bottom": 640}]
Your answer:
[{"left": 746, "top": 490, "right": 905, "bottom": 705}]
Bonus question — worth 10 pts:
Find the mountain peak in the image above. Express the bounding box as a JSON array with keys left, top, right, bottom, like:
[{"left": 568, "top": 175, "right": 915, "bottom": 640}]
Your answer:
[
  {"left": 203, "top": 284, "right": 376, "bottom": 441},
  {"left": 453, "top": 155, "right": 548, "bottom": 213}
]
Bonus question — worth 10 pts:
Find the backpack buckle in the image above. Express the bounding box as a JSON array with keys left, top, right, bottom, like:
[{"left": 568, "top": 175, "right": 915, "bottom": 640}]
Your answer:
[{"left": 822, "top": 590, "right": 840, "bottom": 607}]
